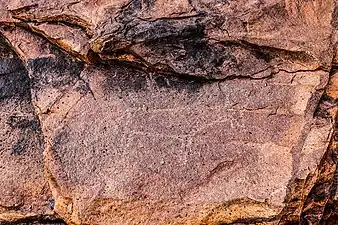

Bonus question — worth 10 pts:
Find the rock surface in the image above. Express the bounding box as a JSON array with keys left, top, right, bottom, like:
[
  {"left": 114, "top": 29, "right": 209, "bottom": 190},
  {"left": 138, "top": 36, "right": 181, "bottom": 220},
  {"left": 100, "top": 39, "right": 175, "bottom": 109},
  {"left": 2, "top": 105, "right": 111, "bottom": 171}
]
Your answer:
[
  {"left": 1, "top": 0, "right": 338, "bottom": 224},
  {"left": 0, "top": 37, "right": 54, "bottom": 223}
]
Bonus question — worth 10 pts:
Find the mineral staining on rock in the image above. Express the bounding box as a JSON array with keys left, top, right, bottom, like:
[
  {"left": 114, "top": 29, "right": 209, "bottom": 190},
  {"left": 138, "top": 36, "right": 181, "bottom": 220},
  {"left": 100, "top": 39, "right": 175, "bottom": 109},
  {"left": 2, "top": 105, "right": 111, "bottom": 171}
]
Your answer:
[
  {"left": 0, "top": 37, "right": 53, "bottom": 222},
  {"left": 1, "top": 0, "right": 338, "bottom": 224},
  {"left": 43, "top": 66, "right": 330, "bottom": 225}
]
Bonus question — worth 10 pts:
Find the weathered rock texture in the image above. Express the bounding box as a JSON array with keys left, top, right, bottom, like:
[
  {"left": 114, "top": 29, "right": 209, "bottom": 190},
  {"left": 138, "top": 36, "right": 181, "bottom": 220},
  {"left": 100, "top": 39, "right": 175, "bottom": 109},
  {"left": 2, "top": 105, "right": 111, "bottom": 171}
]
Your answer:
[{"left": 1, "top": 0, "right": 338, "bottom": 224}]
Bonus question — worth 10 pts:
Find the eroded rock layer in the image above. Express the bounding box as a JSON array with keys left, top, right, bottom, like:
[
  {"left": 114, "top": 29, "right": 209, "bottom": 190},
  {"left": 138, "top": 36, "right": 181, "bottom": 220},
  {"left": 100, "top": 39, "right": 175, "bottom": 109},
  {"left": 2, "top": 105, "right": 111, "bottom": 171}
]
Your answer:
[{"left": 1, "top": 0, "right": 338, "bottom": 224}]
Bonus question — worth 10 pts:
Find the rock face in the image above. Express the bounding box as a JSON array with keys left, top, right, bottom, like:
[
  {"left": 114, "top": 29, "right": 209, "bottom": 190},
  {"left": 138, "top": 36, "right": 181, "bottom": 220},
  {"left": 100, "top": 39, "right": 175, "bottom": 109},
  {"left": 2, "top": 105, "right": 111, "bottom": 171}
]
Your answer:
[
  {"left": 0, "top": 37, "right": 54, "bottom": 223},
  {"left": 1, "top": 0, "right": 338, "bottom": 224}
]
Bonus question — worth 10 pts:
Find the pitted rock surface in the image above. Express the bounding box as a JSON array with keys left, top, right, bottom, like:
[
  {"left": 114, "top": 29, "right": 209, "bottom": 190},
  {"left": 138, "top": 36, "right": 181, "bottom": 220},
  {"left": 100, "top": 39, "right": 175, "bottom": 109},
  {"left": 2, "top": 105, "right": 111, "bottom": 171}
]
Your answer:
[
  {"left": 1, "top": 0, "right": 338, "bottom": 225},
  {"left": 0, "top": 38, "right": 53, "bottom": 222}
]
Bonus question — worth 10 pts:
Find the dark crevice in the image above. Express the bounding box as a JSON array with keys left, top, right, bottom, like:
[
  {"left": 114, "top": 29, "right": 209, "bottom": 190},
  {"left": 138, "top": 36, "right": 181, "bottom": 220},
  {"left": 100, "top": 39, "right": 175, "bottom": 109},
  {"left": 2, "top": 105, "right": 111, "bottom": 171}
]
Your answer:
[
  {"left": 0, "top": 217, "right": 67, "bottom": 225},
  {"left": 97, "top": 55, "right": 327, "bottom": 88},
  {"left": 135, "top": 12, "right": 205, "bottom": 22},
  {"left": 320, "top": 166, "right": 338, "bottom": 224}
]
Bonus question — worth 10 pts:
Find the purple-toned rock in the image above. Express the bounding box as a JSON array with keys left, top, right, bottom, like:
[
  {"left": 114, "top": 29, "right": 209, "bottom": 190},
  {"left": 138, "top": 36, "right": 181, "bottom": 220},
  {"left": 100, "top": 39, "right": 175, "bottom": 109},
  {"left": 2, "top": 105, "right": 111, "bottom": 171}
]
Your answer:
[{"left": 1, "top": 0, "right": 338, "bottom": 224}]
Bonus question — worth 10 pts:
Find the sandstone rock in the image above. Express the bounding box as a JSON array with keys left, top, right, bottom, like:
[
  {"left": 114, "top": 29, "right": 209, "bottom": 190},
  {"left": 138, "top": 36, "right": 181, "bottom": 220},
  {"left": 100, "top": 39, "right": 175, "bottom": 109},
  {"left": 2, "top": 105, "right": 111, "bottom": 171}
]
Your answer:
[
  {"left": 0, "top": 37, "right": 54, "bottom": 222},
  {"left": 1, "top": 0, "right": 338, "bottom": 224}
]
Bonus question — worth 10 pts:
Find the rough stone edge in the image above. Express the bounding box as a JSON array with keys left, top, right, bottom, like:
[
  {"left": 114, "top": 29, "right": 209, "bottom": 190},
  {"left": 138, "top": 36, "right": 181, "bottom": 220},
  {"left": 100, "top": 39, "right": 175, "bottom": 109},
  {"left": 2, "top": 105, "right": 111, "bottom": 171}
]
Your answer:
[{"left": 0, "top": 20, "right": 337, "bottom": 225}]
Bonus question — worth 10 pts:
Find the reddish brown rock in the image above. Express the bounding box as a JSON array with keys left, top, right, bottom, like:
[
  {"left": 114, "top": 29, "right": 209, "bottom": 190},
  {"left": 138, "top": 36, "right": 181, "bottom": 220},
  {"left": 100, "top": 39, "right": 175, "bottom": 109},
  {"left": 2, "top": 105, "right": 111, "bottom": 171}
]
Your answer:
[
  {"left": 0, "top": 37, "right": 54, "bottom": 222},
  {"left": 1, "top": 0, "right": 338, "bottom": 225},
  {"left": 38, "top": 64, "right": 331, "bottom": 225}
]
